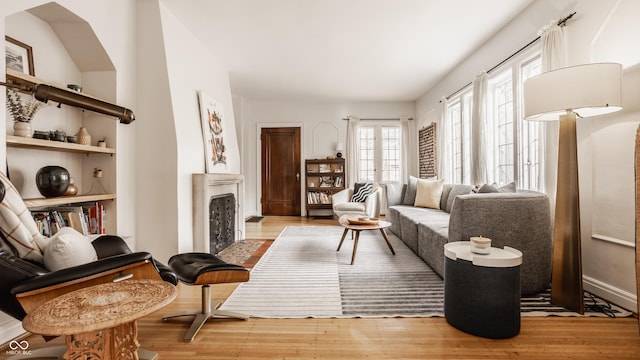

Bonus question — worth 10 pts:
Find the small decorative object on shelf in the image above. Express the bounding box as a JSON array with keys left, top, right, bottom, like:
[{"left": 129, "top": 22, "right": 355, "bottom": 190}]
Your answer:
[
  {"left": 84, "top": 168, "right": 110, "bottom": 195},
  {"left": 6, "top": 88, "right": 41, "bottom": 137},
  {"left": 64, "top": 177, "right": 79, "bottom": 196},
  {"left": 97, "top": 138, "right": 107, "bottom": 148},
  {"left": 75, "top": 126, "right": 91, "bottom": 145},
  {"left": 67, "top": 84, "right": 82, "bottom": 92},
  {"left": 35, "top": 165, "right": 70, "bottom": 198}
]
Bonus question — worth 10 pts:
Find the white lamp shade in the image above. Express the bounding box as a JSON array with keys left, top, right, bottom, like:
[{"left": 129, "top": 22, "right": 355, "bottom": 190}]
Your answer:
[
  {"left": 336, "top": 142, "right": 344, "bottom": 152},
  {"left": 524, "top": 62, "right": 623, "bottom": 121}
]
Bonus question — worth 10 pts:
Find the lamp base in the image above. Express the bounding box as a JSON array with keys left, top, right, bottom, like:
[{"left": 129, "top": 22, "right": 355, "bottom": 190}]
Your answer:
[{"left": 550, "top": 111, "right": 584, "bottom": 314}]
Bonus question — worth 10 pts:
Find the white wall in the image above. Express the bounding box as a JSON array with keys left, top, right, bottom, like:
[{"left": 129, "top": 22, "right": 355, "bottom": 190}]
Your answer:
[
  {"left": 237, "top": 99, "right": 415, "bottom": 217},
  {"left": 415, "top": 0, "right": 639, "bottom": 310},
  {"left": 569, "top": 0, "right": 640, "bottom": 311},
  {"left": 135, "top": 0, "right": 240, "bottom": 263}
]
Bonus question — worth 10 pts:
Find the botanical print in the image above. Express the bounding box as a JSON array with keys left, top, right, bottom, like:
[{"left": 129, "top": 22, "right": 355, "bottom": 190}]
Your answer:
[{"left": 199, "top": 91, "right": 228, "bottom": 172}]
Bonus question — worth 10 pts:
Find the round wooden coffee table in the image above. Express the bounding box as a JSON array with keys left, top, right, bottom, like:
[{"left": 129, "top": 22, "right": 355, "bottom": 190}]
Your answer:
[
  {"left": 337, "top": 215, "right": 395, "bottom": 264},
  {"left": 22, "top": 279, "right": 176, "bottom": 360}
]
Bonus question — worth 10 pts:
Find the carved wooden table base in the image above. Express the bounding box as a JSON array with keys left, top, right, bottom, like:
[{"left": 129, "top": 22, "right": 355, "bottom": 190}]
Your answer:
[{"left": 23, "top": 279, "right": 176, "bottom": 360}]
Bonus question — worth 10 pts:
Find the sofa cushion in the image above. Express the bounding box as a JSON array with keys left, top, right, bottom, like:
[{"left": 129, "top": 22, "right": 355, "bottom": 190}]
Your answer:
[
  {"left": 397, "top": 206, "right": 446, "bottom": 254},
  {"left": 439, "top": 184, "right": 453, "bottom": 210},
  {"left": 414, "top": 178, "right": 444, "bottom": 209},
  {"left": 402, "top": 176, "right": 419, "bottom": 205},
  {"left": 385, "top": 183, "right": 406, "bottom": 207},
  {"left": 445, "top": 184, "right": 473, "bottom": 213}
]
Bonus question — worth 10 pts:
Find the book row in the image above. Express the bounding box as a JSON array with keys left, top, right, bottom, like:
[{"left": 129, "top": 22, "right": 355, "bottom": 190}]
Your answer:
[
  {"left": 32, "top": 202, "right": 106, "bottom": 237},
  {"left": 307, "top": 191, "right": 333, "bottom": 204}
]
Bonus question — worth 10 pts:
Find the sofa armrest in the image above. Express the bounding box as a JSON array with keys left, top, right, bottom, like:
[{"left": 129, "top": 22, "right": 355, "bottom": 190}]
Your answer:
[
  {"left": 11, "top": 252, "right": 155, "bottom": 295},
  {"left": 364, "top": 188, "right": 381, "bottom": 218},
  {"left": 448, "top": 191, "right": 552, "bottom": 294}
]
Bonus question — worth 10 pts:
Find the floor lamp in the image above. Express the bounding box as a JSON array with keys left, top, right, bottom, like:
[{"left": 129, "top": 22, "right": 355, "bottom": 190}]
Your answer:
[{"left": 523, "top": 63, "right": 623, "bottom": 314}]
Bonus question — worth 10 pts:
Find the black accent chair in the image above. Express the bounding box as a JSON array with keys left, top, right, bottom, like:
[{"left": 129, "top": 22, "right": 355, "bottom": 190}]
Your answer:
[{"left": 0, "top": 179, "right": 177, "bottom": 359}]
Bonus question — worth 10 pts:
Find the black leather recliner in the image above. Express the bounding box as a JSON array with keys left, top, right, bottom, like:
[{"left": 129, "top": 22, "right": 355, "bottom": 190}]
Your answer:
[{"left": 0, "top": 179, "right": 178, "bottom": 324}]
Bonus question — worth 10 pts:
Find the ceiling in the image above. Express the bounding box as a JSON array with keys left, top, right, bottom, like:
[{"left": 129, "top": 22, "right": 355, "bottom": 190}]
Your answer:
[{"left": 161, "top": 0, "right": 534, "bottom": 102}]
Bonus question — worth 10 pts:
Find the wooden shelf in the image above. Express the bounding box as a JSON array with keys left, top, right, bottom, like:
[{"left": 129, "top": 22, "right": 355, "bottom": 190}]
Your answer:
[
  {"left": 6, "top": 68, "right": 108, "bottom": 103},
  {"left": 24, "top": 193, "right": 116, "bottom": 208},
  {"left": 6, "top": 135, "right": 115, "bottom": 155}
]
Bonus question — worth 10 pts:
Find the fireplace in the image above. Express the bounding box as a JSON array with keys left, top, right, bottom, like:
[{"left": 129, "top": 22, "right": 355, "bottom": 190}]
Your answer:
[
  {"left": 209, "top": 193, "right": 236, "bottom": 254},
  {"left": 193, "top": 173, "right": 245, "bottom": 254}
]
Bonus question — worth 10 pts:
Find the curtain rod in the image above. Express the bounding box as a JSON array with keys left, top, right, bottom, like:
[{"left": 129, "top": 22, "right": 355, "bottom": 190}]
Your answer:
[
  {"left": 440, "top": 11, "right": 576, "bottom": 103},
  {"left": 341, "top": 117, "right": 414, "bottom": 121}
]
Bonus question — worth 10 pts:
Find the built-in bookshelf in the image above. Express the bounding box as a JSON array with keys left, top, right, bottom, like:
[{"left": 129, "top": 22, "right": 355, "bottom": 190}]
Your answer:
[
  {"left": 305, "top": 158, "right": 345, "bottom": 217},
  {"left": 5, "top": 69, "right": 120, "bottom": 233}
]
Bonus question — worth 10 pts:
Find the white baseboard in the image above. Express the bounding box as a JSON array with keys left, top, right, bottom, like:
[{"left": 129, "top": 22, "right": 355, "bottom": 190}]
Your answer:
[
  {"left": 0, "top": 312, "right": 25, "bottom": 346},
  {"left": 583, "top": 275, "right": 638, "bottom": 313}
]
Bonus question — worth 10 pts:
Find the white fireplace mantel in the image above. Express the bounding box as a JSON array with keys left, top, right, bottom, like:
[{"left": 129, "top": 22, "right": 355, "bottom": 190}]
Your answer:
[{"left": 193, "top": 173, "right": 245, "bottom": 253}]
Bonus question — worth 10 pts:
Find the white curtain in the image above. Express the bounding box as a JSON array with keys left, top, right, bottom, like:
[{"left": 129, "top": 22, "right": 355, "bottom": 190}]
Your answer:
[
  {"left": 438, "top": 98, "right": 452, "bottom": 181},
  {"left": 400, "top": 115, "right": 410, "bottom": 183},
  {"left": 538, "top": 22, "right": 567, "bottom": 212},
  {"left": 346, "top": 116, "right": 360, "bottom": 186},
  {"left": 470, "top": 71, "right": 489, "bottom": 185}
]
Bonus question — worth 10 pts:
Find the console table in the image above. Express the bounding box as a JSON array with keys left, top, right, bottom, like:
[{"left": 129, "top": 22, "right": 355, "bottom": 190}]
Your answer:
[{"left": 22, "top": 279, "right": 176, "bottom": 360}]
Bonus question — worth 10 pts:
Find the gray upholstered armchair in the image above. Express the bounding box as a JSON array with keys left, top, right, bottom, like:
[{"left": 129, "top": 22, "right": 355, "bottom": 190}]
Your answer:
[{"left": 332, "top": 184, "right": 381, "bottom": 218}]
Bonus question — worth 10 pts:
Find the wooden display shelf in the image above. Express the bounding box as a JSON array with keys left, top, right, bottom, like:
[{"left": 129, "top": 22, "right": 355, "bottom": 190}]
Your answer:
[
  {"left": 24, "top": 193, "right": 116, "bottom": 208},
  {"left": 6, "top": 135, "right": 115, "bottom": 155}
]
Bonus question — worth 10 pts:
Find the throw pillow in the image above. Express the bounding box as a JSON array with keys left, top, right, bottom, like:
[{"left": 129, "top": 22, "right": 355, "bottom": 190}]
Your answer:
[
  {"left": 414, "top": 178, "right": 445, "bottom": 209},
  {"left": 43, "top": 227, "right": 98, "bottom": 271},
  {"left": 498, "top": 182, "right": 517, "bottom": 193},
  {"left": 402, "top": 176, "right": 419, "bottom": 205},
  {"left": 0, "top": 172, "right": 50, "bottom": 262},
  {"left": 351, "top": 182, "right": 374, "bottom": 202},
  {"left": 478, "top": 184, "right": 499, "bottom": 193}
]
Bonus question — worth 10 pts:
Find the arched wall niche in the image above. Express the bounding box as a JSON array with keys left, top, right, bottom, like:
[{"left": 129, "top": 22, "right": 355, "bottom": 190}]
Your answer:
[{"left": 4, "top": 1, "right": 120, "bottom": 230}]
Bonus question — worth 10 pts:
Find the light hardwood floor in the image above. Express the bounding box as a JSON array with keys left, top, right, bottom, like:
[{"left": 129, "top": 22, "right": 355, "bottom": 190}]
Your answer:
[{"left": 11, "top": 216, "right": 640, "bottom": 359}]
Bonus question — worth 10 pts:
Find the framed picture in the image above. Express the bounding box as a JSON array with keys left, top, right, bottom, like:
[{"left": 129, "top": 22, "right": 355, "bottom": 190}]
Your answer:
[
  {"left": 5, "top": 36, "right": 34, "bottom": 76},
  {"left": 198, "top": 91, "right": 228, "bottom": 172}
]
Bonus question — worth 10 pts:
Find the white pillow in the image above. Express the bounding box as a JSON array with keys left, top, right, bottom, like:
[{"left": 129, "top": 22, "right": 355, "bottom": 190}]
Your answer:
[
  {"left": 414, "top": 178, "right": 445, "bottom": 209},
  {"left": 44, "top": 227, "right": 98, "bottom": 271}
]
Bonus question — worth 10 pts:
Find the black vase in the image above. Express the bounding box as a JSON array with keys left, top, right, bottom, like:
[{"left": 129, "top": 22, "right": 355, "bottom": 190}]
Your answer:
[{"left": 36, "top": 166, "right": 70, "bottom": 198}]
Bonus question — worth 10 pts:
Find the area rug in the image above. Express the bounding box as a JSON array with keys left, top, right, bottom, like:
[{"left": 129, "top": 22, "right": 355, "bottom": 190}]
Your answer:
[{"left": 220, "top": 226, "right": 631, "bottom": 318}]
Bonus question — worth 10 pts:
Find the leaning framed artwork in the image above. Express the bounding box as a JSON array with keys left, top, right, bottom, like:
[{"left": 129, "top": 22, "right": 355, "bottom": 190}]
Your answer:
[
  {"left": 5, "top": 36, "right": 34, "bottom": 76},
  {"left": 198, "top": 91, "right": 228, "bottom": 172}
]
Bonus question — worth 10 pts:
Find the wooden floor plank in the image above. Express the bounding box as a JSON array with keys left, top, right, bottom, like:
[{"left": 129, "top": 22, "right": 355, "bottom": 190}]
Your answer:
[{"left": 7, "top": 216, "right": 640, "bottom": 359}]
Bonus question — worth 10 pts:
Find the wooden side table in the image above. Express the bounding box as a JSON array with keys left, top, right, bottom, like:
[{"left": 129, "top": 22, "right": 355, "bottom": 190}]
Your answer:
[
  {"left": 22, "top": 279, "right": 176, "bottom": 360},
  {"left": 337, "top": 215, "right": 395, "bottom": 264}
]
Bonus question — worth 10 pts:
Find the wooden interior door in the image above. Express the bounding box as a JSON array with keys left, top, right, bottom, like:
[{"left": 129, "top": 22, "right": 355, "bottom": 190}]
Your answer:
[{"left": 261, "top": 127, "right": 301, "bottom": 215}]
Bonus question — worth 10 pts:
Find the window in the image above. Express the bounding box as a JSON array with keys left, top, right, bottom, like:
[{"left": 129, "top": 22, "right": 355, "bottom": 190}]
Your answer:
[
  {"left": 445, "top": 91, "right": 471, "bottom": 184},
  {"left": 357, "top": 124, "right": 402, "bottom": 184},
  {"left": 444, "top": 48, "right": 541, "bottom": 190},
  {"left": 488, "top": 70, "right": 514, "bottom": 185}
]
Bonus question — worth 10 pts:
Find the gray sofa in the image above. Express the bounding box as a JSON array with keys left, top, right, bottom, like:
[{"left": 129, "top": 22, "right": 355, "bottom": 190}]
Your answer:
[{"left": 385, "top": 182, "right": 552, "bottom": 295}]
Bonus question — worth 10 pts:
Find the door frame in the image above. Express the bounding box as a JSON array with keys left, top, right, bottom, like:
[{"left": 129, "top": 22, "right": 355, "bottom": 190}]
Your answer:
[{"left": 256, "top": 122, "right": 305, "bottom": 216}]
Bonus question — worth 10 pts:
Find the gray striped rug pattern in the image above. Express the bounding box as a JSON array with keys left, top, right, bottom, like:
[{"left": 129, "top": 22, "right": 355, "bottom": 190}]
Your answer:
[{"left": 220, "top": 226, "right": 631, "bottom": 318}]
